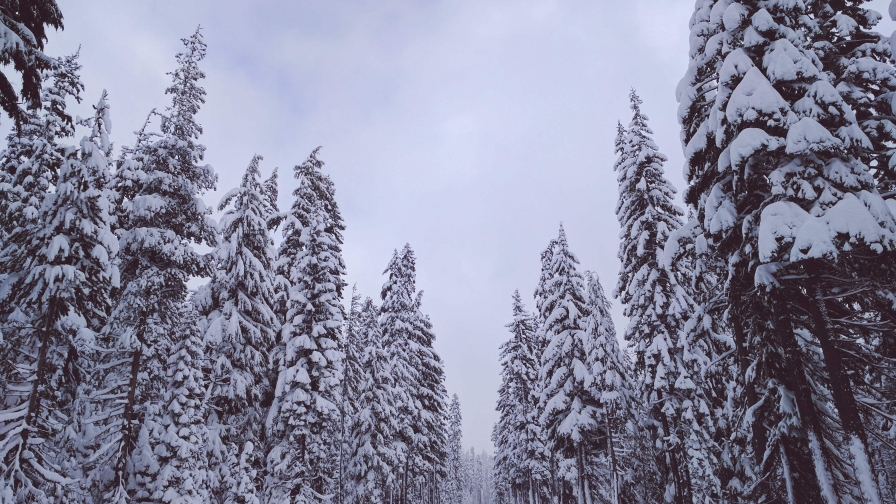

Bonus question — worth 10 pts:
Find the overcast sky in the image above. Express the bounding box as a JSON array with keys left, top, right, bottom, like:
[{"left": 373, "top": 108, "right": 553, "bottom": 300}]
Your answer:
[{"left": 46, "top": 0, "right": 896, "bottom": 454}]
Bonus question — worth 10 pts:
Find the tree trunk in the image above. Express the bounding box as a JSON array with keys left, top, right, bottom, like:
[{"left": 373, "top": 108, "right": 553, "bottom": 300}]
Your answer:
[
  {"left": 401, "top": 452, "right": 410, "bottom": 504},
  {"left": 114, "top": 345, "right": 143, "bottom": 493},
  {"left": 575, "top": 443, "right": 585, "bottom": 504},
  {"left": 606, "top": 414, "right": 619, "bottom": 504},
  {"left": 769, "top": 291, "right": 828, "bottom": 504},
  {"left": 807, "top": 274, "right": 882, "bottom": 504}
]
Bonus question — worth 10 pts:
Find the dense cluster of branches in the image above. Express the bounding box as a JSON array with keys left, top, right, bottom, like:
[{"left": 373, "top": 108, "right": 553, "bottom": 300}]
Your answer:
[
  {"left": 0, "top": 27, "right": 462, "bottom": 504},
  {"left": 493, "top": 1, "right": 896, "bottom": 503}
]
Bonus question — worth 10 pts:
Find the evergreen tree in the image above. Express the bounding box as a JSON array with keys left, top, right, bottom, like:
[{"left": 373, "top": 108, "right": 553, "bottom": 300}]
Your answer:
[
  {"left": 346, "top": 298, "right": 398, "bottom": 503},
  {"left": 0, "top": 53, "right": 82, "bottom": 261},
  {"left": 135, "top": 304, "right": 211, "bottom": 503},
  {"left": 340, "top": 286, "right": 363, "bottom": 503},
  {"left": 492, "top": 290, "right": 539, "bottom": 504},
  {"left": 677, "top": 2, "right": 896, "bottom": 501},
  {"left": 613, "top": 90, "right": 723, "bottom": 503},
  {"left": 582, "top": 271, "right": 631, "bottom": 504},
  {"left": 536, "top": 225, "right": 598, "bottom": 504},
  {"left": 90, "top": 28, "right": 217, "bottom": 502},
  {"left": 809, "top": 0, "right": 896, "bottom": 194},
  {"left": 265, "top": 147, "right": 346, "bottom": 501},
  {"left": 196, "top": 154, "right": 279, "bottom": 502},
  {"left": 445, "top": 394, "right": 464, "bottom": 504},
  {"left": 528, "top": 240, "right": 556, "bottom": 502},
  {"left": 379, "top": 244, "right": 448, "bottom": 504},
  {"left": 0, "top": 88, "right": 116, "bottom": 502}
]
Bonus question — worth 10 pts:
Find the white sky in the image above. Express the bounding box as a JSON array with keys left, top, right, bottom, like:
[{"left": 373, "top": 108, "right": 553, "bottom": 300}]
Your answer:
[{"left": 46, "top": 0, "right": 896, "bottom": 454}]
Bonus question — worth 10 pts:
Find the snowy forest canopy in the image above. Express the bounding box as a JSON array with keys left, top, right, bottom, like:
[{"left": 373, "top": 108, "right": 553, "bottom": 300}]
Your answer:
[{"left": 4, "top": 1, "right": 896, "bottom": 504}]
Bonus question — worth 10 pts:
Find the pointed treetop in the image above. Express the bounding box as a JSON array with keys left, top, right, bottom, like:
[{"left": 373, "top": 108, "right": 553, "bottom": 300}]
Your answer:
[{"left": 163, "top": 26, "right": 207, "bottom": 141}]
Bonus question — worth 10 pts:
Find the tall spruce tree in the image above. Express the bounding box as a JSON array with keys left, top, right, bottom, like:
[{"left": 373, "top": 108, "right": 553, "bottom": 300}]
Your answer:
[
  {"left": 379, "top": 244, "right": 448, "bottom": 504},
  {"left": 0, "top": 88, "right": 116, "bottom": 502},
  {"left": 613, "top": 90, "right": 718, "bottom": 503},
  {"left": 0, "top": 53, "right": 82, "bottom": 263},
  {"left": 582, "top": 271, "right": 631, "bottom": 504},
  {"left": 536, "top": 225, "right": 598, "bottom": 504},
  {"left": 196, "top": 154, "right": 279, "bottom": 502},
  {"left": 265, "top": 147, "right": 346, "bottom": 501},
  {"left": 134, "top": 303, "right": 211, "bottom": 504},
  {"left": 493, "top": 290, "right": 539, "bottom": 504},
  {"left": 445, "top": 394, "right": 464, "bottom": 504},
  {"left": 90, "top": 28, "right": 217, "bottom": 502},
  {"left": 345, "top": 297, "right": 398, "bottom": 503},
  {"left": 677, "top": 2, "right": 896, "bottom": 502}
]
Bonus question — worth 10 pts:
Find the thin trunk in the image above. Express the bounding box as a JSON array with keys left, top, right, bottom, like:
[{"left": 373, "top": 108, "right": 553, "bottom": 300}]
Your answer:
[
  {"left": 808, "top": 275, "right": 882, "bottom": 504},
  {"left": 401, "top": 452, "right": 410, "bottom": 504},
  {"left": 575, "top": 443, "right": 585, "bottom": 504},
  {"left": 529, "top": 470, "right": 534, "bottom": 504},
  {"left": 18, "top": 328, "right": 50, "bottom": 468},
  {"left": 606, "top": 415, "right": 619, "bottom": 504},
  {"left": 113, "top": 346, "right": 143, "bottom": 493}
]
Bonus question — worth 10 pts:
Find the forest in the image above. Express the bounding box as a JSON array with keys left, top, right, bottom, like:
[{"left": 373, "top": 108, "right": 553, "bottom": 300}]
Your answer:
[{"left": 3, "top": 0, "right": 896, "bottom": 504}]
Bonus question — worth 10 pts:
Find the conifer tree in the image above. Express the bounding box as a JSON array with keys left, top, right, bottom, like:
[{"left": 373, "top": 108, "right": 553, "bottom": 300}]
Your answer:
[
  {"left": 493, "top": 290, "right": 539, "bottom": 504},
  {"left": 613, "top": 90, "right": 720, "bottom": 503},
  {"left": 677, "top": 2, "right": 896, "bottom": 501},
  {"left": 134, "top": 303, "right": 211, "bottom": 504},
  {"left": 445, "top": 394, "right": 464, "bottom": 504},
  {"left": 0, "top": 88, "right": 116, "bottom": 502},
  {"left": 266, "top": 147, "right": 346, "bottom": 501},
  {"left": 340, "top": 286, "right": 363, "bottom": 502},
  {"left": 379, "top": 244, "right": 448, "bottom": 504},
  {"left": 809, "top": 0, "right": 896, "bottom": 194},
  {"left": 91, "top": 28, "right": 217, "bottom": 502},
  {"left": 536, "top": 225, "right": 598, "bottom": 504},
  {"left": 196, "top": 154, "right": 279, "bottom": 502},
  {"left": 0, "top": 53, "right": 82, "bottom": 260},
  {"left": 582, "top": 271, "right": 630, "bottom": 504},
  {"left": 346, "top": 298, "right": 398, "bottom": 503}
]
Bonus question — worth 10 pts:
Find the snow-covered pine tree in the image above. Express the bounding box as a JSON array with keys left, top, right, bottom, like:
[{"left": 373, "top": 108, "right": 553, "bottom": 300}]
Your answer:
[
  {"left": 346, "top": 298, "right": 399, "bottom": 503},
  {"left": 445, "top": 394, "right": 464, "bottom": 504},
  {"left": 379, "top": 244, "right": 448, "bottom": 504},
  {"left": 195, "top": 154, "right": 279, "bottom": 502},
  {"left": 265, "top": 147, "right": 346, "bottom": 501},
  {"left": 492, "top": 290, "right": 539, "bottom": 504},
  {"left": 678, "top": 2, "right": 896, "bottom": 502},
  {"left": 0, "top": 88, "right": 116, "bottom": 502},
  {"left": 339, "top": 286, "right": 363, "bottom": 502},
  {"left": 136, "top": 303, "right": 211, "bottom": 503},
  {"left": 529, "top": 239, "right": 557, "bottom": 502},
  {"left": 0, "top": 53, "right": 82, "bottom": 261},
  {"left": 581, "top": 271, "right": 631, "bottom": 504},
  {"left": 613, "top": 90, "right": 723, "bottom": 503},
  {"left": 675, "top": 2, "right": 751, "bottom": 498},
  {"left": 411, "top": 288, "right": 449, "bottom": 503},
  {"left": 90, "top": 28, "right": 217, "bottom": 502},
  {"left": 810, "top": 2, "right": 896, "bottom": 495},
  {"left": 536, "top": 225, "right": 598, "bottom": 504}
]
